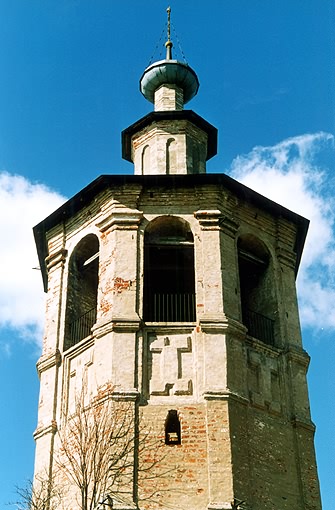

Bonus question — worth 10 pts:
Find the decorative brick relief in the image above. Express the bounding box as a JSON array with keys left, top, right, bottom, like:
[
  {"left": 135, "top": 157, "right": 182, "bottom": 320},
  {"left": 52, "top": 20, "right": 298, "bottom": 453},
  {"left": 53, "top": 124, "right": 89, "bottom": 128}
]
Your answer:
[
  {"left": 247, "top": 348, "right": 282, "bottom": 414},
  {"left": 148, "top": 334, "right": 193, "bottom": 396},
  {"left": 65, "top": 343, "right": 94, "bottom": 416},
  {"left": 248, "top": 362, "right": 261, "bottom": 393}
]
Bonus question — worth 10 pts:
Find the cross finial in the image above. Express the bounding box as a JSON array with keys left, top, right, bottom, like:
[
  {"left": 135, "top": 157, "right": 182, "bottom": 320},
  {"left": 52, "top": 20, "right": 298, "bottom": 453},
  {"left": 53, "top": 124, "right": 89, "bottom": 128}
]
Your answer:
[
  {"left": 167, "top": 6, "right": 171, "bottom": 42},
  {"left": 165, "top": 6, "right": 173, "bottom": 59}
]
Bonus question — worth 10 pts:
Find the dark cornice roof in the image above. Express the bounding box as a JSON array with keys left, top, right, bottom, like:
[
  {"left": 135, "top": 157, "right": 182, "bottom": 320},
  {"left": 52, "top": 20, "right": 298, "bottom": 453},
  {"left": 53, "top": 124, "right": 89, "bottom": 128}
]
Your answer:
[
  {"left": 121, "top": 110, "right": 218, "bottom": 162},
  {"left": 34, "top": 173, "right": 309, "bottom": 291}
]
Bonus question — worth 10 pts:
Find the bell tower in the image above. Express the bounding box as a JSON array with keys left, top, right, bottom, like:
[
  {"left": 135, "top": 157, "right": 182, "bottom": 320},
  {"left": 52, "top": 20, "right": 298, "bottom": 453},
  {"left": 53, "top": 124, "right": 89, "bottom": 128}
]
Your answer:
[{"left": 33, "top": 9, "right": 321, "bottom": 510}]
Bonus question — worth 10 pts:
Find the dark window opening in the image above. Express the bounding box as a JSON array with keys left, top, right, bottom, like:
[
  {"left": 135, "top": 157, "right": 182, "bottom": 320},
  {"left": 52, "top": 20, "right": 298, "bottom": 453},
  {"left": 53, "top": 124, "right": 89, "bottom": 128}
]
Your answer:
[
  {"left": 64, "top": 234, "right": 99, "bottom": 351},
  {"left": 238, "top": 235, "right": 275, "bottom": 346},
  {"left": 165, "top": 410, "right": 181, "bottom": 445},
  {"left": 144, "top": 216, "right": 196, "bottom": 322}
]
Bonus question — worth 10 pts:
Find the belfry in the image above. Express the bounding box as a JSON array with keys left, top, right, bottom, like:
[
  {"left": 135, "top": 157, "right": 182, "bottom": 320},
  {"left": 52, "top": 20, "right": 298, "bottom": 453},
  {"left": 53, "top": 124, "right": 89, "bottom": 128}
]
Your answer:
[{"left": 33, "top": 9, "right": 321, "bottom": 510}]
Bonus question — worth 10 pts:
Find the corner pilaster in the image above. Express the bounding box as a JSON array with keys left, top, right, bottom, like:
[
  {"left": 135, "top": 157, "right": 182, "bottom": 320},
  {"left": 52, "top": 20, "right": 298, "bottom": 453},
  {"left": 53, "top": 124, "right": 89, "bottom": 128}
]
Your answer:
[
  {"left": 95, "top": 202, "right": 143, "bottom": 391},
  {"left": 195, "top": 210, "right": 225, "bottom": 318}
]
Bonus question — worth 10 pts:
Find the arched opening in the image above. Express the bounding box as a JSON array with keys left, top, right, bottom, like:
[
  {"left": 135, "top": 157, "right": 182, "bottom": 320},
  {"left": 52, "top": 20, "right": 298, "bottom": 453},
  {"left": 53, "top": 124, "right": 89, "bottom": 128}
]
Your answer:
[
  {"left": 64, "top": 234, "right": 99, "bottom": 350},
  {"left": 144, "top": 216, "right": 196, "bottom": 322},
  {"left": 238, "top": 234, "right": 275, "bottom": 345},
  {"left": 165, "top": 410, "right": 181, "bottom": 445},
  {"left": 142, "top": 145, "right": 150, "bottom": 175},
  {"left": 166, "top": 138, "right": 177, "bottom": 174}
]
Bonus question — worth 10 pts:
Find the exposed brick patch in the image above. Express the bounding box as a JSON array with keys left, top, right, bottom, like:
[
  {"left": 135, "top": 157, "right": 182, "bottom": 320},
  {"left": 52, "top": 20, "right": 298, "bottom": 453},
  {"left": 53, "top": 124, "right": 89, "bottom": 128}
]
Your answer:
[{"left": 112, "top": 277, "right": 132, "bottom": 293}]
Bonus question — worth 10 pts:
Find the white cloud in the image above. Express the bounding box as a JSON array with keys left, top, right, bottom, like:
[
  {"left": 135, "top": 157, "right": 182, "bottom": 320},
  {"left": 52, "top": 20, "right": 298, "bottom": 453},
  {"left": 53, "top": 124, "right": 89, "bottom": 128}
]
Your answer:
[
  {"left": 0, "top": 171, "right": 66, "bottom": 345},
  {"left": 229, "top": 132, "right": 335, "bottom": 331}
]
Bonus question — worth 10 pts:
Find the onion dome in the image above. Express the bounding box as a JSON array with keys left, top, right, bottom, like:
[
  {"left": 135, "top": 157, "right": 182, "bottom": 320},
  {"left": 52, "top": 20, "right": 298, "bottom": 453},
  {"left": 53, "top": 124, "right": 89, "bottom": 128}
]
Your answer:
[{"left": 140, "top": 59, "right": 199, "bottom": 106}]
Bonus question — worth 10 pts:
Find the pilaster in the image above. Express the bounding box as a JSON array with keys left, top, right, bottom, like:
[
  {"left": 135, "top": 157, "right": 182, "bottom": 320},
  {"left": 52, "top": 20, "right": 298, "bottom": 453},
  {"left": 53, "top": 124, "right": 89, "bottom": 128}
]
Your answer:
[
  {"left": 95, "top": 202, "right": 142, "bottom": 391},
  {"left": 33, "top": 420, "right": 57, "bottom": 480},
  {"left": 219, "top": 216, "right": 240, "bottom": 319},
  {"left": 285, "top": 346, "right": 311, "bottom": 421},
  {"left": 35, "top": 347, "right": 61, "bottom": 435},
  {"left": 96, "top": 201, "right": 143, "bottom": 324},
  {"left": 205, "top": 396, "right": 234, "bottom": 508},
  {"left": 276, "top": 218, "right": 303, "bottom": 348},
  {"left": 43, "top": 247, "right": 67, "bottom": 354},
  {"left": 195, "top": 209, "right": 225, "bottom": 318}
]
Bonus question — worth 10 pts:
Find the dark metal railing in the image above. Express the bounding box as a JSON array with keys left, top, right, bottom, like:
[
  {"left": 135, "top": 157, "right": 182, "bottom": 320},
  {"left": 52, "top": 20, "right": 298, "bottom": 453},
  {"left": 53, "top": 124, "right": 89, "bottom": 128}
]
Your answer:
[
  {"left": 148, "top": 293, "right": 196, "bottom": 322},
  {"left": 67, "top": 307, "right": 96, "bottom": 348},
  {"left": 243, "top": 309, "right": 275, "bottom": 346}
]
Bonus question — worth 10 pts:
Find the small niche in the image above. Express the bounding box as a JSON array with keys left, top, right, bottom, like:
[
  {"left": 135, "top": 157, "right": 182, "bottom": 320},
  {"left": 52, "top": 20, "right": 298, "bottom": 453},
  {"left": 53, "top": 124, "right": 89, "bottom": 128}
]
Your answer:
[{"left": 165, "top": 409, "right": 181, "bottom": 445}]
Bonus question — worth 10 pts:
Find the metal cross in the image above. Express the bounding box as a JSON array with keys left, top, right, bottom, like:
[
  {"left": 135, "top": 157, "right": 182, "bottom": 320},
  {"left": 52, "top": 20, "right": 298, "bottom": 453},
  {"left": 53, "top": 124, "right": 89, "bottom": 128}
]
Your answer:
[{"left": 167, "top": 6, "right": 171, "bottom": 43}]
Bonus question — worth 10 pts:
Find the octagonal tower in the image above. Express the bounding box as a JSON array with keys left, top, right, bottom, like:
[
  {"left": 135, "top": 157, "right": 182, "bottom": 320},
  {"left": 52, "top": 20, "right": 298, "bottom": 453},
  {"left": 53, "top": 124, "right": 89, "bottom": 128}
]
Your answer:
[{"left": 32, "top": 9, "right": 321, "bottom": 510}]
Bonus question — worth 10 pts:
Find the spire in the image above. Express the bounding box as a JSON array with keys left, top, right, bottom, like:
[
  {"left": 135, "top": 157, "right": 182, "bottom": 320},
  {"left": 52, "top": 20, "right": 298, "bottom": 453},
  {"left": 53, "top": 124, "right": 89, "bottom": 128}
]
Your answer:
[
  {"left": 139, "top": 7, "right": 199, "bottom": 111},
  {"left": 165, "top": 6, "right": 173, "bottom": 60}
]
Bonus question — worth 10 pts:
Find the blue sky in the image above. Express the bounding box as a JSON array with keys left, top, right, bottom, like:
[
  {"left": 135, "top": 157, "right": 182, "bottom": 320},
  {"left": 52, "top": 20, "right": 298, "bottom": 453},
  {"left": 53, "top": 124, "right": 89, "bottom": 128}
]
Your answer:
[{"left": 0, "top": 1, "right": 334, "bottom": 508}]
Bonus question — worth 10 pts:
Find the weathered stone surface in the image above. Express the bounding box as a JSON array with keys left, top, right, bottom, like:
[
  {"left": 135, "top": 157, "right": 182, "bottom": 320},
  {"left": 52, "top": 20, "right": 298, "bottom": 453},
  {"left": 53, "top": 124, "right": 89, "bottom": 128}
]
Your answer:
[{"left": 32, "top": 175, "right": 321, "bottom": 510}]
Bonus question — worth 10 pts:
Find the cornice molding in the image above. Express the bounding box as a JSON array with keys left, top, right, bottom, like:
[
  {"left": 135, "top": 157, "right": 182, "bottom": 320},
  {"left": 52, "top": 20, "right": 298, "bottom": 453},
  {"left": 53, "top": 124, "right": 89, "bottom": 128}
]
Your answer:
[
  {"left": 284, "top": 346, "right": 310, "bottom": 369},
  {"left": 276, "top": 246, "right": 296, "bottom": 270},
  {"left": 93, "top": 316, "right": 141, "bottom": 337},
  {"left": 194, "top": 209, "right": 222, "bottom": 230},
  {"left": 36, "top": 349, "right": 62, "bottom": 376},
  {"left": 224, "top": 317, "right": 248, "bottom": 339},
  {"left": 291, "top": 415, "right": 316, "bottom": 432},
  {"left": 45, "top": 248, "right": 68, "bottom": 271},
  {"left": 63, "top": 335, "right": 95, "bottom": 360},
  {"left": 110, "top": 389, "right": 140, "bottom": 402},
  {"left": 199, "top": 313, "right": 227, "bottom": 333},
  {"left": 33, "top": 420, "right": 57, "bottom": 441},
  {"left": 204, "top": 389, "right": 248, "bottom": 406},
  {"left": 199, "top": 315, "right": 246, "bottom": 338},
  {"left": 96, "top": 201, "right": 143, "bottom": 232},
  {"left": 144, "top": 323, "right": 195, "bottom": 334},
  {"left": 246, "top": 336, "right": 281, "bottom": 358},
  {"left": 219, "top": 215, "right": 239, "bottom": 238}
]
